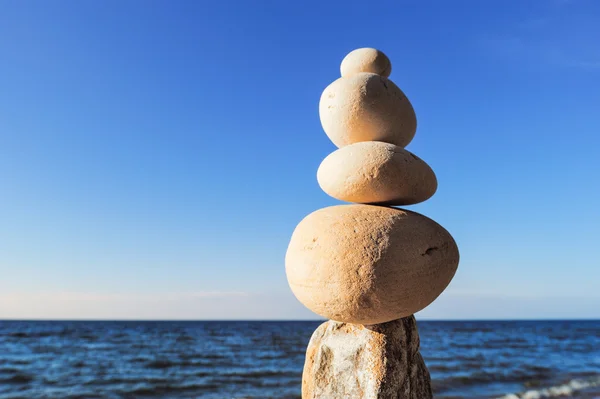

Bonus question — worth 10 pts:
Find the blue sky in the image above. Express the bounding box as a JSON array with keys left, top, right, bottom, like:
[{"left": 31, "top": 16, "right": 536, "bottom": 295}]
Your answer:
[{"left": 1, "top": 0, "right": 599, "bottom": 320}]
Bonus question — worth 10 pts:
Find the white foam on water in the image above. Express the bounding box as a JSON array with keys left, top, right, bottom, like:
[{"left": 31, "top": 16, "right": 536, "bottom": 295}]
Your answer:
[{"left": 496, "top": 376, "right": 600, "bottom": 399}]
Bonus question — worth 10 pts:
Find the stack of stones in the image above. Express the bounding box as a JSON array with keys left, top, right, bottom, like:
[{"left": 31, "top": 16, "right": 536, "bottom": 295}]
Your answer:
[{"left": 285, "top": 48, "right": 460, "bottom": 399}]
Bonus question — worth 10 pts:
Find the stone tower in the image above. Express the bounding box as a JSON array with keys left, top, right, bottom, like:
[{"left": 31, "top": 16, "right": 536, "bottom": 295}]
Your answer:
[{"left": 285, "top": 48, "right": 459, "bottom": 398}]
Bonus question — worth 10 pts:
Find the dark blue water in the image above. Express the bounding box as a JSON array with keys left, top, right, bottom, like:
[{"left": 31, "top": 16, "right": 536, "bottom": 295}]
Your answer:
[{"left": 0, "top": 320, "right": 598, "bottom": 399}]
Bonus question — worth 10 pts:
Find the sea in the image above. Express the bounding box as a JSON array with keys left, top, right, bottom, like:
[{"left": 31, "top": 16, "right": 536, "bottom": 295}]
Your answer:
[{"left": 0, "top": 320, "right": 598, "bottom": 399}]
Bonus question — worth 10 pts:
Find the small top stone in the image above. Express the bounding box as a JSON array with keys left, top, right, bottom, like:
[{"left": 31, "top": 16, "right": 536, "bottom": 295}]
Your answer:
[{"left": 340, "top": 48, "right": 392, "bottom": 78}]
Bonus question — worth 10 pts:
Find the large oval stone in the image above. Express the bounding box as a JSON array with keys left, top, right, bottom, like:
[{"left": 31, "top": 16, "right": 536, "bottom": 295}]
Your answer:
[
  {"left": 317, "top": 141, "right": 437, "bottom": 205},
  {"left": 285, "top": 205, "right": 459, "bottom": 325},
  {"left": 319, "top": 73, "right": 416, "bottom": 148}
]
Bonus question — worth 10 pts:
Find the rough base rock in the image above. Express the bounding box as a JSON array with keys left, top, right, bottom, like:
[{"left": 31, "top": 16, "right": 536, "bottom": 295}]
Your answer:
[{"left": 302, "top": 316, "right": 432, "bottom": 399}]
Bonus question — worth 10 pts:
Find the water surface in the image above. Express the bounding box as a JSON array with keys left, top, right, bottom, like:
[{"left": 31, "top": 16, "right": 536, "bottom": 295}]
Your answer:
[{"left": 0, "top": 320, "right": 598, "bottom": 398}]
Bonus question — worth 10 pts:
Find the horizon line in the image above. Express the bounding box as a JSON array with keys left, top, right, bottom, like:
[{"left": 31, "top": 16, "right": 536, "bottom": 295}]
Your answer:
[{"left": 1, "top": 317, "right": 598, "bottom": 322}]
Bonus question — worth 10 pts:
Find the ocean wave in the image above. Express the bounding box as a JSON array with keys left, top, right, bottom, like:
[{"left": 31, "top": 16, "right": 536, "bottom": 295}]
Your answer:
[
  {"left": 0, "top": 373, "right": 35, "bottom": 384},
  {"left": 146, "top": 359, "right": 176, "bottom": 369},
  {"left": 496, "top": 376, "right": 600, "bottom": 399},
  {"left": 122, "top": 382, "right": 222, "bottom": 396},
  {"left": 433, "top": 365, "right": 556, "bottom": 391}
]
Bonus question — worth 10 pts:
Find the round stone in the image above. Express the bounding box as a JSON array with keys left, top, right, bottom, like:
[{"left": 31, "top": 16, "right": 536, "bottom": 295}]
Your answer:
[
  {"left": 319, "top": 73, "right": 416, "bottom": 148},
  {"left": 340, "top": 48, "right": 392, "bottom": 77},
  {"left": 317, "top": 141, "right": 437, "bottom": 205},
  {"left": 285, "top": 205, "right": 459, "bottom": 325}
]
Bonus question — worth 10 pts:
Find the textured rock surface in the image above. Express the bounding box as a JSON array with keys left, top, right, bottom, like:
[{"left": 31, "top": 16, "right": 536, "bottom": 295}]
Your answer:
[
  {"left": 319, "top": 73, "right": 416, "bottom": 148},
  {"left": 340, "top": 47, "right": 392, "bottom": 78},
  {"left": 317, "top": 141, "right": 437, "bottom": 205},
  {"left": 285, "top": 205, "right": 459, "bottom": 325},
  {"left": 303, "top": 316, "right": 432, "bottom": 399}
]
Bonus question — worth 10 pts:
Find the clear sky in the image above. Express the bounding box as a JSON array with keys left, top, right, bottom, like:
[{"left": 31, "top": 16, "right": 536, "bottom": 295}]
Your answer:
[{"left": 1, "top": 0, "right": 599, "bottom": 320}]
